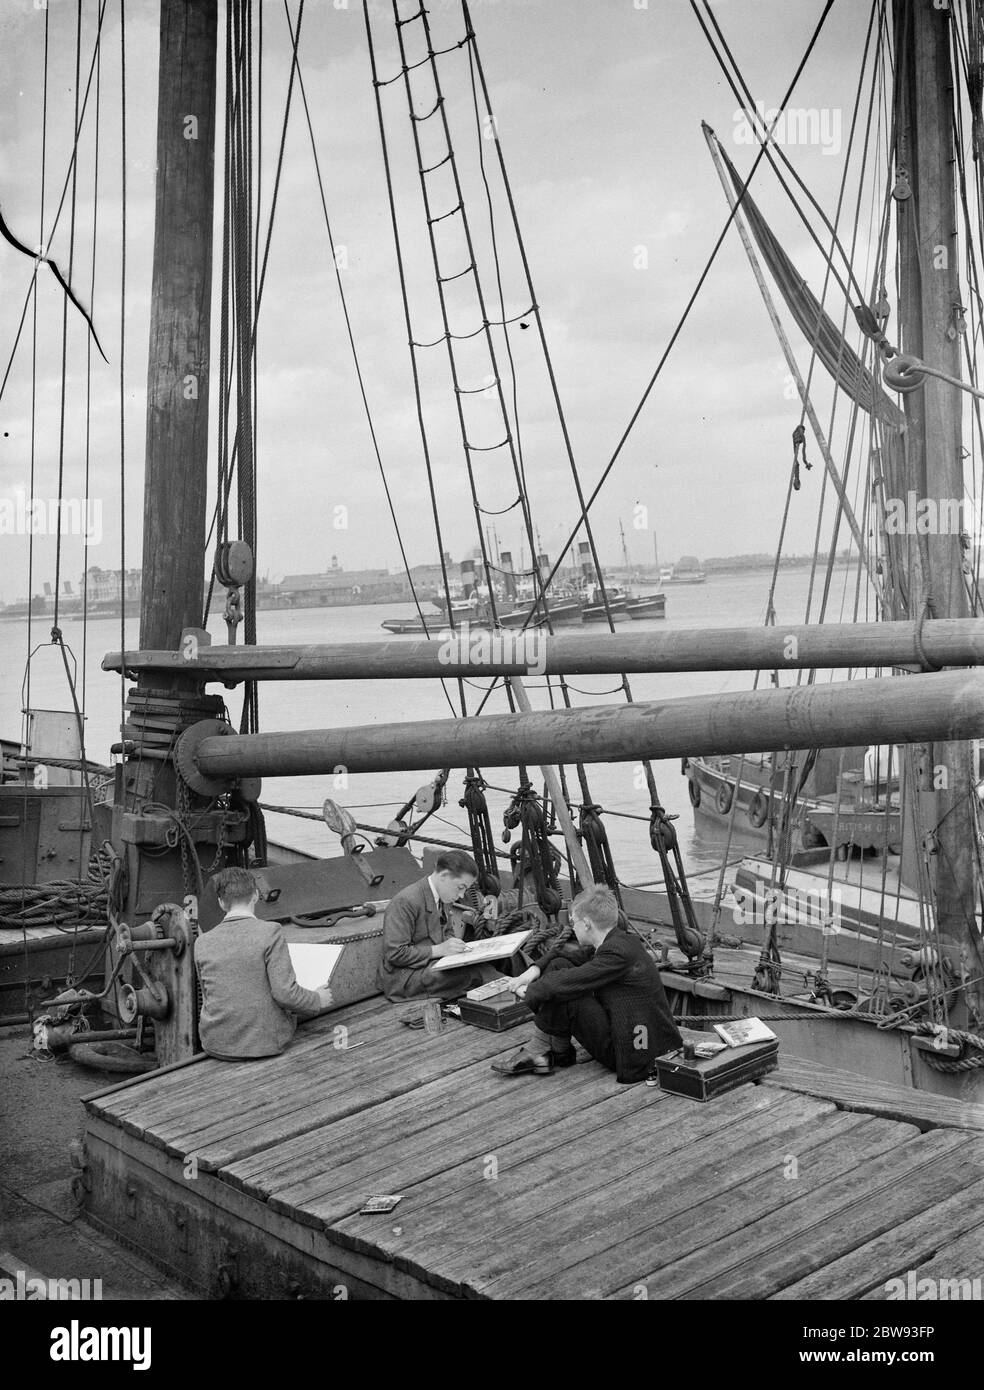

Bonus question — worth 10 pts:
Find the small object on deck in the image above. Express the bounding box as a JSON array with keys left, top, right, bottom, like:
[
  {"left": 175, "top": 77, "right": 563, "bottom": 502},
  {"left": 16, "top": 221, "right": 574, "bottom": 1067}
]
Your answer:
[
  {"left": 654, "top": 1034, "right": 779, "bottom": 1101},
  {"left": 458, "top": 991, "right": 531, "bottom": 1032},
  {"left": 466, "top": 976, "right": 517, "bottom": 1001},
  {"left": 358, "top": 1195, "right": 403, "bottom": 1215},
  {"left": 491, "top": 1047, "right": 555, "bottom": 1076},
  {"left": 422, "top": 999, "right": 445, "bottom": 1036}
]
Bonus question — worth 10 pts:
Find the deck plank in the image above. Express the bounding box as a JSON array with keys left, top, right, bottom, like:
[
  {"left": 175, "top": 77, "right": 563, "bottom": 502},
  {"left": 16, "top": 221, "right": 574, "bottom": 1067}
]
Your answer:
[
  {"left": 765, "top": 1056, "right": 984, "bottom": 1131},
  {"left": 88, "top": 998, "right": 392, "bottom": 1124},
  {"left": 607, "top": 1129, "right": 976, "bottom": 1301},
  {"left": 238, "top": 1060, "right": 613, "bottom": 1204},
  {"left": 382, "top": 1093, "right": 838, "bottom": 1298},
  {"left": 462, "top": 1106, "right": 883, "bottom": 1300},
  {"left": 115, "top": 1021, "right": 418, "bottom": 1140},
  {"left": 508, "top": 1113, "right": 914, "bottom": 1300},
  {"left": 97, "top": 1010, "right": 503, "bottom": 1155},
  {"left": 293, "top": 1079, "right": 666, "bottom": 1234},
  {"left": 167, "top": 1020, "right": 527, "bottom": 1171},
  {"left": 327, "top": 1088, "right": 833, "bottom": 1296},
  {"left": 686, "top": 1134, "right": 984, "bottom": 1300},
  {"left": 863, "top": 1227, "right": 984, "bottom": 1295},
  {"left": 772, "top": 1175, "right": 984, "bottom": 1299}
]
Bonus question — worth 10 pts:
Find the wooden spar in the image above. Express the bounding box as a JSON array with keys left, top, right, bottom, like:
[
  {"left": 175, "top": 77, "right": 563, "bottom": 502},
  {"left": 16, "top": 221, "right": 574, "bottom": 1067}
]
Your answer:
[
  {"left": 102, "top": 617, "right": 984, "bottom": 681},
  {"left": 702, "top": 124, "right": 884, "bottom": 605},
  {"left": 138, "top": 0, "right": 217, "bottom": 652},
  {"left": 894, "top": 0, "right": 984, "bottom": 1021},
  {"left": 185, "top": 670, "right": 984, "bottom": 780},
  {"left": 508, "top": 676, "right": 594, "bottom": 888}
]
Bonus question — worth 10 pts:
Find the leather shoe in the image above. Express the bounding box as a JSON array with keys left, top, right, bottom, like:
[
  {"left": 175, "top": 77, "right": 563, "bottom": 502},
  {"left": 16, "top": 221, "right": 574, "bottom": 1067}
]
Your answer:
[{"left": 491, "top": 1048, "right": 553, "bottom": 1076}]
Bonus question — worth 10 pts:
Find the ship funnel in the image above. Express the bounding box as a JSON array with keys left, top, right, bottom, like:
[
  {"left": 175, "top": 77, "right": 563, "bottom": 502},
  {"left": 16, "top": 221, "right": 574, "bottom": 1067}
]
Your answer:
[
  {"left": 499, "top": 550, "right": 517, "bottom": 600},
  {"left": 577, "top": 541, "right": 594, "bottom": 580},
  {"left": 460, "top": 558, "right": 476, "bottom": 598}
]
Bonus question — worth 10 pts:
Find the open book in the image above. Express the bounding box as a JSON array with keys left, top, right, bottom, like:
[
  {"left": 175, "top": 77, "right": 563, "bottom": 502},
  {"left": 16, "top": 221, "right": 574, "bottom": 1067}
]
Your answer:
[
  {"left": 287, "top": 943, "right": 344, "bottom": 990},
  {"left": 712, "top": 1017, "right": 778, "bottom": 1048},
  {"left": 430, "top": 930, "right": 531, "bottom": 972}
]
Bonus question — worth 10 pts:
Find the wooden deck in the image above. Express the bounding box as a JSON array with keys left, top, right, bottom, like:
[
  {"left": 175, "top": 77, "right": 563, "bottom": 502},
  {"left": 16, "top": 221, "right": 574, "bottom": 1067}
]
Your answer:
[{"left": 80, "top": 998, "right": 984, "bottom": 1300}]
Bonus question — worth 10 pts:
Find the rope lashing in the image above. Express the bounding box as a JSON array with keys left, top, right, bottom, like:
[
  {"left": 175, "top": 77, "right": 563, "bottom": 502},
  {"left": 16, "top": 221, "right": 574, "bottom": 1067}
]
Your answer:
[
  {"left": 460, "top": 771, "right": 501, "bottom": 896},
  {"left": 882, "top": 352, "right": 926, "bottom": 393},
  {"left": 373, "top": 34, "right": 473, "bottom": 88},
  {"left": 854, "top": 300, "right": 984, "bottom": 401},
  {"left": 648, "top": 804, "right": 712, "bottom": 973},
  {"left": 913, "top": 602, "right": 943, "bottom": 673},
  {"left": 913, "top": 1020, "right": 984, "bottom": 1072},
  {"left": 578, "top": 803, "right": 620, "bottom": 898},
  {"left": 503, "top": 782, "right": 562, "bottom": 917},
  {"left": 791, "top": 423, "right": 811, "bottom": 491},
  {"left": 752, "top": 937, "right": 783, "bottom": 994},
  {"left": 515, "top": 904, "right": 571, "bottom": 961}
]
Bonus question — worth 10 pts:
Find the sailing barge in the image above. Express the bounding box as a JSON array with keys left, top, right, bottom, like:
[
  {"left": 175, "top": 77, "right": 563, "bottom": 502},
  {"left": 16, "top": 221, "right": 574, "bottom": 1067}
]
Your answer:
[{"left": 5, "top": 0, "right": 984, "bottom": 1299}]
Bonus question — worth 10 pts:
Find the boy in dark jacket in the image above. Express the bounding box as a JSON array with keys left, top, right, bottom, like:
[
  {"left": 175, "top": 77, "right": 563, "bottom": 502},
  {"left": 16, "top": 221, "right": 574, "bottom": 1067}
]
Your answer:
[{"left": 492, "top": 885, "right": 681, "bottom": 1082}]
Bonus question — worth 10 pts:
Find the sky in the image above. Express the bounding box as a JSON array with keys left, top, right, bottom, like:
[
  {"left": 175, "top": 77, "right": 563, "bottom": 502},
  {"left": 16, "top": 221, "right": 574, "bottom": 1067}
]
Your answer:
[{"left": 0, "top": 0, "right": 886, "bottom": 603}]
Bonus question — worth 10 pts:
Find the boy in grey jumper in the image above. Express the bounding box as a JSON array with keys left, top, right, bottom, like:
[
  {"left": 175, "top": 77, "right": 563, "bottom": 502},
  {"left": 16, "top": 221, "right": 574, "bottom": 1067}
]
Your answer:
[{"left": 194, "top": 867, "right": 332, "bottom": 1060}]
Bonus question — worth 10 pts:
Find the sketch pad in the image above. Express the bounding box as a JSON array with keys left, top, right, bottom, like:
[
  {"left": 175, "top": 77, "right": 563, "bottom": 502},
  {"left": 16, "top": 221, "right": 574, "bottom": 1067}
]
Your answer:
[
  {"left": 429, "top": 930, "right": 530, "bottom": 972},
  {"left": 287, "top": 943, "right": 344, "bottom": 989}
]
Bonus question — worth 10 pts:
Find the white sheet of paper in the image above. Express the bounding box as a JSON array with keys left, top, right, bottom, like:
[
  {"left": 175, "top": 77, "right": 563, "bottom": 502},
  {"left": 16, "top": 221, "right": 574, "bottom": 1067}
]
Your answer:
[
  {"left": 287, "top": 943, "right": 344, "bottom": 989},
  {"left": 429, "top": 929, "right": 531, "bottom": 972}
]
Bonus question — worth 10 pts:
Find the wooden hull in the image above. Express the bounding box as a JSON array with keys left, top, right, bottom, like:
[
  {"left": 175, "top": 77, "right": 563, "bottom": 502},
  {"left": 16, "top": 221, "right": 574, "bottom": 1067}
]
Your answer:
[
  {"left": 581, "top": 596, "right": 628, "bottom": 622},
  {"left": 626, "top": 594, "right": 666, "bottom": 619},
  {"left": 684, "top": 756, "right": 902, "bottom": 856},
  {"left": 380, "top": 617, "right": 441, "bottom": 634}
]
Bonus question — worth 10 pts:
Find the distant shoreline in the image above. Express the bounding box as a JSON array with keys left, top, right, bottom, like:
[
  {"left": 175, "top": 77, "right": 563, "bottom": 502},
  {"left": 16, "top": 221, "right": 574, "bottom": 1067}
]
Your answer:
[{"left": 0, "top": 557, "right": 856, "bottom": 620}]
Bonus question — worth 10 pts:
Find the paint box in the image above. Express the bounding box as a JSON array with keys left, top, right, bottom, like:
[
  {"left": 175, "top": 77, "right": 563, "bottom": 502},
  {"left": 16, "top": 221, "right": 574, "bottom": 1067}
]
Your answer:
[{"left": 654, "top": 1037, "right": 779, "bottom": 1101}]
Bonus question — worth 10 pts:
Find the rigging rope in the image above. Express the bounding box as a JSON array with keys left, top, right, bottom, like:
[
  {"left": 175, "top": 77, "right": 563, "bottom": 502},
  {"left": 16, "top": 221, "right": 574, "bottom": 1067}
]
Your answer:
[
  {"left": 364, "top": 0, "right": 469, "bottom": 719},
  {"left": 283, "top": 9, "right": 456, "bottom": 708}
]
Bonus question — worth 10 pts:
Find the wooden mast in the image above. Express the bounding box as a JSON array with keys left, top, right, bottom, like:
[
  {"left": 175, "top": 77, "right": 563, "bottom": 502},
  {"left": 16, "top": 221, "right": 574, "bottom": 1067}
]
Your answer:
[
  {"left": 110, "top": 1, "right": 219, "bottom": 1063},
  {"left": 894, "top": 0, "right": 984, "bottom": 1027},
  {"left": 139, "top": 0, "right": 217, "bottom": 652}
]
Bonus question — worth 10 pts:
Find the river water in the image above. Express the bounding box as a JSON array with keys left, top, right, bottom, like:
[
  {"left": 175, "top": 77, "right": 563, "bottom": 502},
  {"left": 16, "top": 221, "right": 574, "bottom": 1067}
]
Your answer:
[{"left": 0, "top": 563, "right": 863, "bottom": 891}]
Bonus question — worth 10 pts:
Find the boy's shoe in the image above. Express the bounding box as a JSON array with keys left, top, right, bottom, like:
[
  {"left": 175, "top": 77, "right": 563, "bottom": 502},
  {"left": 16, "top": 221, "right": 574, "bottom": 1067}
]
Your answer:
[
  {"left": 551, "top": 1047, "right": 577, "bottom": 1068},
  {"left": 491, "top": 1048, "right": 554, "bottom": 1076}
]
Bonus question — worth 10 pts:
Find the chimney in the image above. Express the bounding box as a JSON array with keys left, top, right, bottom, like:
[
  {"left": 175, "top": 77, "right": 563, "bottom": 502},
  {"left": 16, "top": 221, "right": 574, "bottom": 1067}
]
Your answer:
[
  {"left": 460, "top": 558, "right": 476, "bottom": 598},
  {"left": 43, "top": 582, "right": 52, "bottom": 597},
  {"left": 499, "top": 550, "right": 517, "bottom": 601},
  {"left": 577, "top": 540, "right": 595, "bottom": 581}
]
